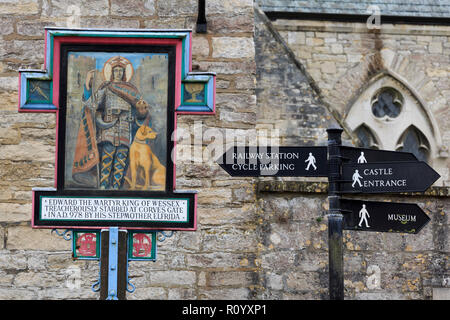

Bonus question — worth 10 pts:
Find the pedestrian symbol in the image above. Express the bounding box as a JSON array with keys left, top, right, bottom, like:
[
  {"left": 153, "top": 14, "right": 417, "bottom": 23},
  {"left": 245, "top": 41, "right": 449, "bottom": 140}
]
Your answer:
[
  {"left": 357, "top": 152, "right": 367, "bottom": 163},
  {"left": 352, "top": 169, "right": 363, "bottom": 187},
  {"left": 305, "top": 153, "right": 317, "bottom": 171},
  {"left": 358, "top": 204, "right": 370, "bottom": 228}
]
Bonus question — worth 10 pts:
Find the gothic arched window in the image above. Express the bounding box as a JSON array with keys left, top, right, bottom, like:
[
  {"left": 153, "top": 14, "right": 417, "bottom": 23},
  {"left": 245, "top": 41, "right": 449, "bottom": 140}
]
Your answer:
[
  {"left": 344, "top": 75, "right": 438, "bottom": 166},
  {"left": 355, "top": 124, "right": 379, "bottom": 149},
  {"left": 396, "top": 126, "right": 430, "bottom": 162},
  {"left": 371, "top": 87, "right": 403, "bottom": 120}
]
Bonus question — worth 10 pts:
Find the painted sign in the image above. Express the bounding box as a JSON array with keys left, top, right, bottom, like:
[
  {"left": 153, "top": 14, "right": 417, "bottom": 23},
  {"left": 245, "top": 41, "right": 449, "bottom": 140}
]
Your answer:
[
  {"left": 33, "top": 190, "right": 196, "bottom": 230},
  {"left": 19, "top": 28, "right": 216, "bottom": 230},
  {"left": 128, "top": 231, "right": 157, "bottom": 260},
  {"left": 73, "top": 230, "right": 100, "bottom": 259},
  {"left": 65, "top": 51, "right": 170, "bottom": 192},
  {"left": 340, "top": 161, "right": 440, "bottom": 193},
  {"left": 218, "top": 146, "right": 328, "bottom": 177},
  {"left": 341, "top": 199, "right": 430, "bottom": 234}
]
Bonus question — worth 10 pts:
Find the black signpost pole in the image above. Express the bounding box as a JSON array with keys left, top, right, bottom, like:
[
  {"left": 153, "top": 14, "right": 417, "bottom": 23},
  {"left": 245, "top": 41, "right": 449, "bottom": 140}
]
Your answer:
[{"left": 326, "top": 127, "right": 344, "bottom": 300}]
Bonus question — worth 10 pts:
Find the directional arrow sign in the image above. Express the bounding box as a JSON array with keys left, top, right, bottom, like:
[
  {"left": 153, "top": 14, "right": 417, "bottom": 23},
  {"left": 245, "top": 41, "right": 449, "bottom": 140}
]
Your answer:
[
  {"left": 218, "top": 146, "right": 327, "bottom": 177},
  {"left": 340, "top": 161, "right": 440, "bottom": 193},
  {"left": 341, "top": 199, "right": 430, "bottom": 234},
  {"left": 340, "top": 146, "right": 417, "bottom": 164}
]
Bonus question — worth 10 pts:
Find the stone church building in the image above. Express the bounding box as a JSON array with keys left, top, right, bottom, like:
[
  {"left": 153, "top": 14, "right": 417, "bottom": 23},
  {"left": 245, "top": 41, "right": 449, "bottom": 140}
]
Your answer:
[{"left": 0, "top": 0, "right": 448, "bottom": 300}]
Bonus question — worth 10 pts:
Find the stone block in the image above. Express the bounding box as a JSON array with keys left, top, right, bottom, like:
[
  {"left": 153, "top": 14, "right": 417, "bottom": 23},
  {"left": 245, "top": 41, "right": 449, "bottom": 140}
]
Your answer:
[
  {"left": 429, "top": 42, "right": 443, "bottom": 54},
  {"left": 16, "top": 20, "right": 57, "bottom": 37},
  {"left": 111, "top": 0, "right": 155, "bottom": 17},
  {"left": 219, "top": 110, "right": 256, "bottom": 126},
  {"left": 199, "top": 287, "right": 249, "bottom": 299},
  {"left": 287, "top": 31, "right": 305, "bottom": 45},
  {"left": 216, "top": 93, "right": 257, "bottom": 112},
  {"left": 0, "top": 16, "right": 14, "bottom": 35},
  {"left": 128, "top": 287, "right": 166, "bottom": 300},
  {"left": 206, "top": 0, "right": 253, "bottom": 15},
  {"left": 0, "top": 0, "right": 38, "bottom": 15},
  {"left": 433, "top": 288, "right": 450, "bottom": 300},
  {"left": 192, "top": 36, "right": 210, "bottom": 57},
  {"left": 306, "top": 38, "right": 324, "bottom": 46},
  {"left": 197, "top": 60, "right": 256, "bottom": 75},
  {"left": 234, "top": 74, "right": 256, "bottom": 90},
  {"left": 317, "top": 54, "right": 348, "bottom": 64},
  {"left": 260, "top": 251, "right": 296, "bottom": 273},
  {"left": 331, "top": 43, "right": 344, "bottom": 54},
  {"left": 0, "top": 288, "right": 37, "bottom": 300},
  {"left": 208, "top": 13, "right": 255, "bottom": 34},
  {"left": 38, "top": 287, "right": 97, "bottom": 300},
  {"left": 347, "top": 54, "right": 363, "bottom": 63},
  {"left": 289, "top": 196, "right": 327, "bottom": 221},
  {"left": 0, "top": 40, "right": 45, "bottom": 62},
  {"left": 202, "top": 227, "right": 257, "bottom": 252},
  {"left": 212, "top": 37, "right": 255, "bottom": 59},
  {"left": 149, "top": 270, "right": 196, "bottom": 286},
  {"left": 320, "top": 61, "right": 336, "bottom": 74},
  {"left": 196, "top": 187, "right": 232, "bottom": 205},
  {"left": 0, "top": 141, "right": 55, "bottom": 162},
  {"left": 14, "top": 271, "right": 59, "bottom": 288},
  {"left": 417, "top": 36, "right": 432, "bottom": 43},
  {"left": 265, "top": 272, "right": 284, "bottom": 290},
  {"left": 157, "top": 0, "right": 197, "bottom": 16},
  {"left": 144, "top": 17, "right": 187, "bottom": 29},
  {"left": 0, "top": 76, "right": 19, "bottom": 92},
  {"left": 48, "top": 0, "right": 109, "bottom": 17},
  {"left": 0, "top": 92, "right": 18, "bottom": 111},
  {"left": 0, "top": 202, "right": 31, "bottom": 223},
  {"left": 207, "top": 271, "right": 255, "bottom": 287},
  {"left": 231, "top": 185, "right": 255, "bottom": 203},
  {"left": 197, "top": 204, "right": 255, "bottom": 225},
  {"left": 177, "top": 230, "right": 201, "bottom": 251},
  {"left": 186, "top": 252, "right": 255, "bottom": 269},
  {"left": 355, "top": 291, "right": 407, "bottom": 300},
  {"left": 0, "top": 251, "right": 28, "bottom": 270},
  {"left": 0, "top": 127, "right": 20, "bottom": 145},
  {"left": 168, "top": 288, "right": 197, "bottom": 300},
  {"left": 286, "top": 271, "right": 321, "bottom": 291},
  {"left": 80, "top": 17, "right": 141, "bottom": 29},
  {"left": 7, "top": 226, "right": 70, "bottom": 251}
]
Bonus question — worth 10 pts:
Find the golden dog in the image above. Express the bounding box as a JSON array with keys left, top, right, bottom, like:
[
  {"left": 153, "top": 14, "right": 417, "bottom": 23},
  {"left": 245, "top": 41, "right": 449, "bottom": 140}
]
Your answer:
[{"left": 126, "top": 124, "right": 166, "bottom": 190}]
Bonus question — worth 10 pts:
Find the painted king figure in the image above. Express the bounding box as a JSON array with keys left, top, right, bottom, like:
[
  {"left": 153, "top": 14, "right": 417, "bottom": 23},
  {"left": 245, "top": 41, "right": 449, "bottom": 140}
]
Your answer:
[{"left": 72, "top": 56, "right": 150, "bottom": 190}]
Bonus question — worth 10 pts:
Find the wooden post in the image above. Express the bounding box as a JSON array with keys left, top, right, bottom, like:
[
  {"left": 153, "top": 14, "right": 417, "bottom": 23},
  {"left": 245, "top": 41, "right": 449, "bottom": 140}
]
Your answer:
[{"left": 100, "top": 228, "right": 128, "bottom": 300}]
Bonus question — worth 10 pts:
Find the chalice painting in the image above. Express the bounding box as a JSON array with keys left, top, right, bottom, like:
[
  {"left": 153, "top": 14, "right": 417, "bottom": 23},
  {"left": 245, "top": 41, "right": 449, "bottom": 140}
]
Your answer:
[
  {"left": 183, "top": 82, "right": 205, "bottom": 104},
  {"left": 64, "top": 51, "right": 169, "bottom": 192}
]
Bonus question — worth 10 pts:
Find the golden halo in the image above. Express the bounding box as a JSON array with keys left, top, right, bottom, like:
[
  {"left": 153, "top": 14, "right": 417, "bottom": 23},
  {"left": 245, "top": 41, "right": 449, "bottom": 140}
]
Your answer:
[{"left": 102, "top": 56, "right": 134, "bottom": 82}]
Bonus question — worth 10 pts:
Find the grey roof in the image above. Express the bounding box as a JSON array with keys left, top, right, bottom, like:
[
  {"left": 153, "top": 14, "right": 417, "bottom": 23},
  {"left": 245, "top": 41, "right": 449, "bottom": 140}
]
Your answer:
[{"left": 257, "top": 0, "right": 450, "bottom": 18}]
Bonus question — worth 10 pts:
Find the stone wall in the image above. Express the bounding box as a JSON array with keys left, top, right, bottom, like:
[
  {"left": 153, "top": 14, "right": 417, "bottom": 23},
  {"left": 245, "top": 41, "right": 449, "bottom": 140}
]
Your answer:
[
  {"left": 257, "top": 181, "right": 449, "bottom": 300},
  {"left": 255, "top": 8, "right": 449, "bottom": 300},
  {"left": 270, "top": 18, "right": 450, "bottom": 184},
  {"left": 252, "top": 7, "right": 449, "bottom": 300}
]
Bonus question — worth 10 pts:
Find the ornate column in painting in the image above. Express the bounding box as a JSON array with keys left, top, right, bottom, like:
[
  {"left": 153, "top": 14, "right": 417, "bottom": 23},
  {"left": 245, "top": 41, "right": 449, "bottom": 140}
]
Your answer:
[{"left": 18, "top": 28, "right": 216, "bottom": 297}]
